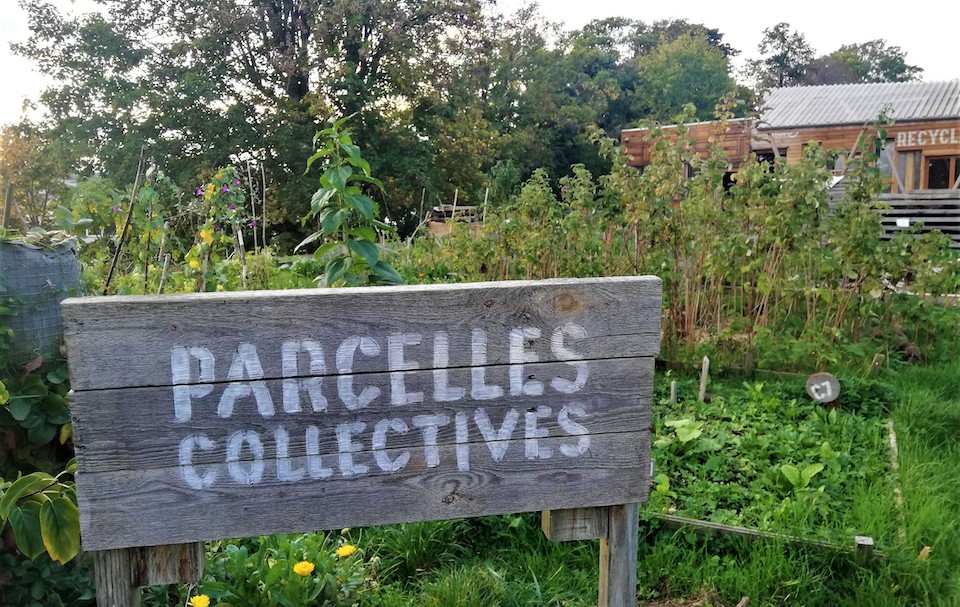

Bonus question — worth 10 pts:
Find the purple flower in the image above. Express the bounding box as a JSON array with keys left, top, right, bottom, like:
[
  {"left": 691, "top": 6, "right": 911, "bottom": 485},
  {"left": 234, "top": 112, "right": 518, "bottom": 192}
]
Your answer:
[
  {"left": 221, "top": 184, "right": 230, "bottom": 193},
  {"left": 214, "top": 225, "right": 223, "bottom": 232},
  {"left": 227, "top": 204, "right": 236, "bottom": 210},
  {"left": 112, "top": 205, "right": 121, "bottom": 212},
  {"left": 234, "top": 179, "right": 241, "bottom": 186},
  {"left": 249, "top": 219, "right": 258, "bottom": 228},
  {"left": 196, "top": 187, "right": 204, "bottom": 196}
]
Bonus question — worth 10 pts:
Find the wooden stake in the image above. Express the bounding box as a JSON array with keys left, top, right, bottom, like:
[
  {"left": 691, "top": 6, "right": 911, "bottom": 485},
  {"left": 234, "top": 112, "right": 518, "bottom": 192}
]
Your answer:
[
  {"left": 93, "top": 549, "right": 139, "bottom": 607},
  {"left": 599, "top": 503, "right": 639, "bottom": 607},
  {"left": 2, "top": 182, "right": 12, "bottom": 229},
  {"left": 105, "top": 147, "right": 146, "bottom": 293},
  {"left": 93, "top": 543, "right": 204, "bottom": 607},
  {"left": 698, "top": 356, "right": 710, "bottom": 402},
  {"left": 855, "top": 536, "right": 875, "bottom": 563},
  {"left": 157, "top": 253, "right": 171, "bottom": 295},
  {"left": 887, "top": 420, "right": 906, "bottom": 540},
  {"left": 670, "top": 380, "right": 677, "bottom": 404}
]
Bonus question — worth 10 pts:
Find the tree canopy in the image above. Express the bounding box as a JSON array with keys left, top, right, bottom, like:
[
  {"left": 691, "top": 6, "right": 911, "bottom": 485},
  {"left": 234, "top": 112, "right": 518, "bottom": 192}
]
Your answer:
[{"left": 3, "top": 4, "right": 927, "bottom": 242}]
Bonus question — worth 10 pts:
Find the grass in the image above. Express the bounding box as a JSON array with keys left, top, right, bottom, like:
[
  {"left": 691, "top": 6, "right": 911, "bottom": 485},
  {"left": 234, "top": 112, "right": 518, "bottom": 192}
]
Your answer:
[{"left": 137, "top": 364, "right": 960, "bottom": 607}]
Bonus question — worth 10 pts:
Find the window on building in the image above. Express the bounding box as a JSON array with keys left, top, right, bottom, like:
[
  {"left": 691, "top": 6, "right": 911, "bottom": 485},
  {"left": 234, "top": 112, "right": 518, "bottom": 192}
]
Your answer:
[
  {"left": 897, "top": 151, "right": 922, "bottom": 191},
  {"left": 926, "top": 156, "right": 960, "bottom": 189}
]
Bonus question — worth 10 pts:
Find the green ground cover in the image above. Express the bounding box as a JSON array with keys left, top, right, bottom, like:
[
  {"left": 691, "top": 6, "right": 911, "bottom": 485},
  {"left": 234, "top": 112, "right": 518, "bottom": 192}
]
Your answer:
[{"left": 122, "top": 365, "right": 960, "bottom": 607}]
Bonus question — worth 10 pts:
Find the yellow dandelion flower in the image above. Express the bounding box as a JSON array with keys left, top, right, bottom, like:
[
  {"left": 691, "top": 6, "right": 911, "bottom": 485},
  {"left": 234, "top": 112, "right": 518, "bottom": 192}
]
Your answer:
[
  {"left": 188, "top": 595, "right": 211, "bottom": 607},
  {"left": 335, "top": 544, "right": 357, "bottom": 558},
  {"left": 293, "top": 560, "right": 315, "bottom": 576},
  {"left": 199, "top": 228, "right": 214, "bottom": 246},
  {"left": 189, "top": 259, "right": 201, "bottom": 270}
]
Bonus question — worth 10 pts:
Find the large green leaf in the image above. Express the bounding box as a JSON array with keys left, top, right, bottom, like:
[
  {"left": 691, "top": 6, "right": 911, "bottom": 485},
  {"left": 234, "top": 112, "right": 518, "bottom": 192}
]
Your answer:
[
  {"left": 780, "top": 464, "right": 801, "bottom": 488},
  {"left": 319, "top": 208, "right": 349, "bottom": 238},
  {"left": 7, "top": 397, "right": 31, "bottom": 421},
  {"left": 0, "top": 473, "right": 55, "bottom": 520},
  {"left": 348, "top": 239, "right": 379, "bottom": 268},
  {"left": 40, "top": 496, "right": 81, "bottom": 563},
  {"left": 370, "top": 261, "right": 404, "bottom": 285},
  {"left": 344, "top": 194, "right": 375, "bottom": 220},
  {"left": 324, "top": 166, "right": 352, "bottom": 192},
  {"left": 9, "top": 500, "right": 45, "bottom": 560},
  {"left": 325, "top": 256, "right": 351, "bottom": 286}
]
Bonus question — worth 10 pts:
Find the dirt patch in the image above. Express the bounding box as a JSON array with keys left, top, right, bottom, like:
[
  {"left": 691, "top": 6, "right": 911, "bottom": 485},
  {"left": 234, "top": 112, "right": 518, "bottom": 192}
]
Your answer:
[{"left": 641, "top": 590, "right": 748, "bottom": 607}]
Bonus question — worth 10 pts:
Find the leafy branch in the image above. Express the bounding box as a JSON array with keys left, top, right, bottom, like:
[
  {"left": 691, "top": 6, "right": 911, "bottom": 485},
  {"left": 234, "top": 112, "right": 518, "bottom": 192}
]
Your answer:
[{"left": 298, "top": 115, "right": 403, "bottom": 287}]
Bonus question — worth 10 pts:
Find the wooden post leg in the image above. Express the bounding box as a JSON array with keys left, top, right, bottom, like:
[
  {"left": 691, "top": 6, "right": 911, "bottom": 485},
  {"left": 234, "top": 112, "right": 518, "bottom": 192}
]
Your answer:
[
  {"left": 95, "top": 543, "right": 205, "bottom": 607},
  {"left": 94, "top": 549, "right": 140, "bottom": 607},
  {"left": 599, "top": 503, "right": 639, "bottom": 607}
]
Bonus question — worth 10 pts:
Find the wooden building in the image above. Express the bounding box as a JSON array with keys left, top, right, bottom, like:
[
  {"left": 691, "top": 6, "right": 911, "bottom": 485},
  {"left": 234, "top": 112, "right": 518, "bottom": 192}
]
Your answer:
[
  {"left": 622, "top": 80, "right": 960, "bottom": 194},
  {"left": 622, "top": 81, "right": 960, "bottom": 247}
]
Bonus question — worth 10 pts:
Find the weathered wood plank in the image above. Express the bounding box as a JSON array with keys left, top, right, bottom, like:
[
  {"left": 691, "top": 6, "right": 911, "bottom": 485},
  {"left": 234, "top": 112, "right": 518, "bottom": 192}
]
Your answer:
[
  {"left": 131, "top": 543, "right": 205, "bottom": 586},
  {"left": 599, "top": 503, "right": 639, "bottom": 607},
  {"left": 62, "top": 276, "right": 662, "bottom": 391},
  {"left": 541, "top": 506, "right": 609, "bottom": 541},
  {"left": 93, "top": 549, "right": 140, "bottom": 607},
  {"left": 71, "top": 357, "right": 652, "bottom": 473},
  {"left": 64, "top": 276, "right": 659, "bottom": 568},
  {"left": 77, "top": 431, "right": 650, "bottom": 550}
]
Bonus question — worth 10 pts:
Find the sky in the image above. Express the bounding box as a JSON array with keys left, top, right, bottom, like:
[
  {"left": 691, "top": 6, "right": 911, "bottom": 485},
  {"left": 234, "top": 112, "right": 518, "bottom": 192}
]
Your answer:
[{"left": 0, "top": 0, "right": 956, "bottom": 127}]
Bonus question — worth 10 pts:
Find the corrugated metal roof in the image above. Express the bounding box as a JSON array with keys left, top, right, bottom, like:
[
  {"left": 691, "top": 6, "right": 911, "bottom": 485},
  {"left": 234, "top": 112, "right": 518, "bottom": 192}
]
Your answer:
[{"left": 759, "top": 81, "right": 960, "bottom": 129}]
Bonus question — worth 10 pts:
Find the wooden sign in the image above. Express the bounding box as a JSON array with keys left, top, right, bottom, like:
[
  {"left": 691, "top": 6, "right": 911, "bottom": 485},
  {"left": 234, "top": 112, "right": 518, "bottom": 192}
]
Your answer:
[{"left": 62, "top": 277, "right": 660, "bottom": 552}]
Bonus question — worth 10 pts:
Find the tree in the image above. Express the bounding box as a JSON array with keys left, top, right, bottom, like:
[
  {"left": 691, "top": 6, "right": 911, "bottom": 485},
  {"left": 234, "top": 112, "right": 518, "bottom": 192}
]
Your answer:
[
  {"left": 0, "top": 121, "right": 70, "bottom": 229},
  {"left": 804, "top": 40, "right": 923, "bottom": 85},
  {"left": 747, "top": 23, "right": 814, "bottom": 88},
  {"left": 14, "top": 0, "right": 490, "bottom": 240},
  {"left": 634, "top": 34, "right": 737, "bottom": 122}
]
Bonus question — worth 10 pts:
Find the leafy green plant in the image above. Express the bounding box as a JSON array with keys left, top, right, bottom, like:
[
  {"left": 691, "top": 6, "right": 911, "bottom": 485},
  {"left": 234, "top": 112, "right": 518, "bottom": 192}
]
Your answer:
[
  {"left": 780, "top": 463, "right": 825, "bottom": 491},
  {"left": 298, "top": 116, "right": 403, "bottom": 287},
  {"left": 0, "top": 553, "right": 94, "bottom": 607},
  {"left": 0, "top": 461, "right": 80, "bottom": 564}
]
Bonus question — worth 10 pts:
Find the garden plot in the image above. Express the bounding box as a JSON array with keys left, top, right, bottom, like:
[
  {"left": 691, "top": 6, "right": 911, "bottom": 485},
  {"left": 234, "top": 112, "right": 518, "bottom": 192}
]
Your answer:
[{"left": 647, "top": 375, "right": 897, "bottom": 547}]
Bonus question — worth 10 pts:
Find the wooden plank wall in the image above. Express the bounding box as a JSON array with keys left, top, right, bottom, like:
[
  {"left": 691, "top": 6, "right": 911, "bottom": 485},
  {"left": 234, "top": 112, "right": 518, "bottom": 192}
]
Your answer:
[
  {"left": 62, "top": 277, "right": 661, "bottom": 551},
  {"left": 621, "top": 118, "right": 754, "bottom": 168},
  {"left": 879, "top": 191, "right": 960, "bottom": 249}
]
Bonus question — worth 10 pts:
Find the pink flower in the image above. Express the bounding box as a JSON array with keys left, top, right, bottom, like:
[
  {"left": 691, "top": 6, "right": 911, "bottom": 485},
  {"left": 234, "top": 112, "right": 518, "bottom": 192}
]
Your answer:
[
  {"left": 249, "top": 219, "right": 258, "bottom": 228},
  {"left": 221, "top": 184, "right": 230, "bottom": 193},
  {"left": 196, "top": 187, "right": 204, "bottom": 196},
  {"left": 112, "top": 205, "right": 121, "bottom": 212},
  {"left": 234, "top": 179, "right": 241, "bottom": 186}
]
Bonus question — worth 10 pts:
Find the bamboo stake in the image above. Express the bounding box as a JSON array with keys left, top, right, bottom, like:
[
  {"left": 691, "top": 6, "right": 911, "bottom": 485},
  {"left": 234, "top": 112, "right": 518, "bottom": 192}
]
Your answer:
[
  {"left": 157, "top": 253, "right": 171, "bottom": 295},
  {"left": 104, "top": 147, "right": 146, "bottom": 293},
  {"left": 247, "top": 160, "right": 258, "bottom": 252},
  {"left": 234, "top": 222, "right": 248, "bottom": 290},
  {"left": 260, "top": 161, "right": 267, "bottom": 247},
  {"left": 670, "top": 380, "right": 677, "bottom": 405},
  {"left": 2, "top": 183, "right": 12, "bottom": 229}
]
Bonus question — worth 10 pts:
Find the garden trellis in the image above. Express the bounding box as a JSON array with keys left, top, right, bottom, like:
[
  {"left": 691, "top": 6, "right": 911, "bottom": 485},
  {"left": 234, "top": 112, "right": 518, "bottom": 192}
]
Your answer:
[{"left": 62, "top": 276, "right": 661, "bottom": 607}]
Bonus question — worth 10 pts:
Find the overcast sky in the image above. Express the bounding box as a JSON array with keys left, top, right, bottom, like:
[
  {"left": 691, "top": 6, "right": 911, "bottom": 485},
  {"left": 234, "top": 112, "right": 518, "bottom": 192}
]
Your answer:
[{"left": 1, "top": 0, "right": 955, "bottom": 127}]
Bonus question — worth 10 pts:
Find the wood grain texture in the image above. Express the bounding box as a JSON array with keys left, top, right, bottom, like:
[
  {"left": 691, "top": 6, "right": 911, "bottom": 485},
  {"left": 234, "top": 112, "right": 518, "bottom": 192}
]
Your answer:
[
  {"left": 78, "top": 431, "right": 650, "bottom": 550},
  {"left": 131, "top": 543, "right": 204, "bottom": 586},
  {"left": 70, "top": 357, "right": 652, "bottom": 474},
  {"left": 599, "top": 503, "right": 639, "bottom": 607},
  {"left": 63, "top": 277, "right": 660, "bottom": 552},
  {"left": 541, "top": 506, "right": 608, "bottom": 542},
  {"left": 62, "top": 276, "right": 662, "bottom": 391},
  {"left": 93, "top": 549, "right": 140, "bottom": 607}
]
